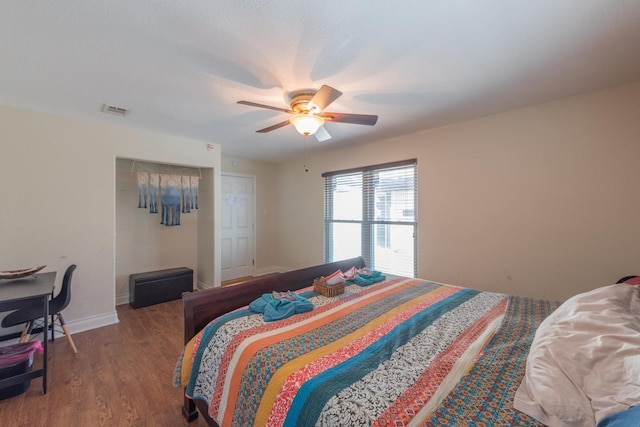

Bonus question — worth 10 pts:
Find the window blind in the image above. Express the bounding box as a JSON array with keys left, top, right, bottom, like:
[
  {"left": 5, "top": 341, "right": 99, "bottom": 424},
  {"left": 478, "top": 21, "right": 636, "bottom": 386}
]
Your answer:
[{"left": 323, "top": 159, "right": 417, "bottom": 277}]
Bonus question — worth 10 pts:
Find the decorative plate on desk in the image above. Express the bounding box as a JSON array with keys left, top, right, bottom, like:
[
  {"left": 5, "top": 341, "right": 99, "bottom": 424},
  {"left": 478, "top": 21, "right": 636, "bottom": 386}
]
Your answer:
[{"left": 0, "top": 265, "right": 46, "bottom": 280}]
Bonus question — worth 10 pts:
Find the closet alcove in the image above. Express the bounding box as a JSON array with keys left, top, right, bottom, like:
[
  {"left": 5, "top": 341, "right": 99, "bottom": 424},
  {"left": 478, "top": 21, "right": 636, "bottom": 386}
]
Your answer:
[{"left": 115, "top": 158, "right": 214, "bottom": 305}]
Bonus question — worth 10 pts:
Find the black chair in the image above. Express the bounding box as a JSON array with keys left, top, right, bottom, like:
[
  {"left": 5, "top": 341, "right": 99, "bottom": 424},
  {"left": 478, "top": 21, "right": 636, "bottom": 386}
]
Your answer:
[{"left": 1, "top": 264, "right": 78, "bottom": 354}]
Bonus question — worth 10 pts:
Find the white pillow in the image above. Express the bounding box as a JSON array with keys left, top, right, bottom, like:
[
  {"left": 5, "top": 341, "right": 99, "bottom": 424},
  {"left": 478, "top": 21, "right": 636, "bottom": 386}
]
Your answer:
[{"left": 514, "top": 284, "right": 640, "bottom": 427}]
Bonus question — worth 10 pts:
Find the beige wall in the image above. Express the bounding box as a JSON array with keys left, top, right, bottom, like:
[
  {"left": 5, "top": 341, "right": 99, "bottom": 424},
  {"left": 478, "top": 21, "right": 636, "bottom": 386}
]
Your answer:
[
  {"left": 0, "top": 106, "right": 221, "bottom": 333},
  {"left": 275, "top": 81, "right": 640, "bottom": 301}
]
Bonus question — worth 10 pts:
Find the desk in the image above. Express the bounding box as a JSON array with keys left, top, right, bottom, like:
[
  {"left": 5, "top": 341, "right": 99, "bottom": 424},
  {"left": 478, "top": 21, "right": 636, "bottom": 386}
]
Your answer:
[{"left": 0, "top": 271, "right": 54, "bottom": 394}]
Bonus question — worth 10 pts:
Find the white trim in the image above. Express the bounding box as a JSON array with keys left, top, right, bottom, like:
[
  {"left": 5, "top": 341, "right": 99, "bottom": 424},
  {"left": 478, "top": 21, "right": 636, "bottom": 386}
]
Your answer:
[
  {"left": 116, "top": 292, "right": 130, "bottom": 306},
  {"left": 66, "top": 311, "right": 119, "bottom": 334},
  {"left": 256, "top": 265, "right": 288, "bottom": 276},
  {"left": 3, "top": 311, "right": 119, "bottom": 345},
  {"left": 23, "top": 311, "right": 120, "bottom": 342},
  {"left": 197, "top": 280, "right": 215, "bottom": 290}
]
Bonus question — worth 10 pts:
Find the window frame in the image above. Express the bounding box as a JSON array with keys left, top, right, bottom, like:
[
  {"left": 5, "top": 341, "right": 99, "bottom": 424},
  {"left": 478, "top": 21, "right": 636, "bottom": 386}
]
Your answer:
[{"left": 322, "top": 159, "right": 417, "bottom": 277}]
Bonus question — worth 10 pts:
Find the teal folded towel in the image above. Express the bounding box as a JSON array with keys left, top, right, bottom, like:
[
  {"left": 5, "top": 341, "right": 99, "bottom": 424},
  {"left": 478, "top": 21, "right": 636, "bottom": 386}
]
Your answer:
[
  {"left": 249, "top": 292, "right": 314, "bottom": 321},
  {"left": 346, "top": 270, "right": 386, "bottom": 286},
  {"left": 357, "top": 270, "right": 382, "bottom": 280}
]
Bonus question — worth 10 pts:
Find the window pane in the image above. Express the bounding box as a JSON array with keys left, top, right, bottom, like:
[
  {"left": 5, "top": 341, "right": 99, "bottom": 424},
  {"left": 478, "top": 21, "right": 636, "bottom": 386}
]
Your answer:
[
  {"left": 374, "top": 168, "right": 415, "bottom": 222},
  {"left": 332, "top": 173, "right": 362, "bottom": 221},
  {"left": 330, "top": 222, "right": 362, "bottom": 262},
  {"left": 372, "top": 224, "right": 415, "bottom": 277}
]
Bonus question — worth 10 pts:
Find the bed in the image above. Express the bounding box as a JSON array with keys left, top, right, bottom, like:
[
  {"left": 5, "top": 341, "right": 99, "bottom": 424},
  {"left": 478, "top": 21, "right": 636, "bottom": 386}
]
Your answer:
[{"left": 175, "top": 257, "right": 640, "bottom": 427}]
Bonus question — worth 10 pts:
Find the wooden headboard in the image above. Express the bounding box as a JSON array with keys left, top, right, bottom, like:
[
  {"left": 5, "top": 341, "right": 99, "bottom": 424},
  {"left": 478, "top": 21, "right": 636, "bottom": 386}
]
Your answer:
[{"left": 182, "top": 256, "right": 366, "bottom": 344}]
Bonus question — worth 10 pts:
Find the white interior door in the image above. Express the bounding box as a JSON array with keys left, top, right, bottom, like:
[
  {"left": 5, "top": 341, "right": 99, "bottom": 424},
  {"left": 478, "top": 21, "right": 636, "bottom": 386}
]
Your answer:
[{"left": 221, "top": 174, "right": 255, "bottom": 281}]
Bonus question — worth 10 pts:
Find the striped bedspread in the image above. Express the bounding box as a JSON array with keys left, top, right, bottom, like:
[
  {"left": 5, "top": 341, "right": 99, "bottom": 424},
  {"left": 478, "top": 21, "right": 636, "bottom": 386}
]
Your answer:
[{"left": 174, "top": 277, "right": 558, "bottom": 426}]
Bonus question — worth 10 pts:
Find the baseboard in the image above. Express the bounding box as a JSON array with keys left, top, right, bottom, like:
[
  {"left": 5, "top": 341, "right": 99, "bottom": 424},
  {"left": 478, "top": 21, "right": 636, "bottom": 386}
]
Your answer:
[
  {"left": 256, "top": 265, "right": 289, "bottom": 276},
  {"left": 1, "top": 311, "right": 119, "bottom": 345},
  {"left": 116, "top": 292, "right": 130, "bottom": 306},
  {"left": 196, "top": 280, "right": 214, "bottom": 290},
  {"left": 66, "top": 310, "right": 119, "bottom": 334}
]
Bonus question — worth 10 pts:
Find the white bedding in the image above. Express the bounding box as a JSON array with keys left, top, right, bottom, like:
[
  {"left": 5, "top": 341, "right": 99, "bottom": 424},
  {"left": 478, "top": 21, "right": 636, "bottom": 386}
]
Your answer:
[{"left": 514, "top": 283, "right": 640, "bottom": 427}]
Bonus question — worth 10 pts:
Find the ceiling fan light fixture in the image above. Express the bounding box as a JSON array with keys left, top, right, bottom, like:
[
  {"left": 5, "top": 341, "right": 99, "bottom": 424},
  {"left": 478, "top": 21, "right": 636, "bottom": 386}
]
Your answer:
[
  {"left": 238, "top": 85, "right": 376, "bottom": 139},
  {"left": 290, "top": 114, "right": 324, "bottom": 136}
]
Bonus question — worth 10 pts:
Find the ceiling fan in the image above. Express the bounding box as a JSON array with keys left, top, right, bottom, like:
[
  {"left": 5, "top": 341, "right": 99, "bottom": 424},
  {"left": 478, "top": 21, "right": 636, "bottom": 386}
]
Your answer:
[{"left": 237, "top": 85, "right": 378, "bottom": 142}]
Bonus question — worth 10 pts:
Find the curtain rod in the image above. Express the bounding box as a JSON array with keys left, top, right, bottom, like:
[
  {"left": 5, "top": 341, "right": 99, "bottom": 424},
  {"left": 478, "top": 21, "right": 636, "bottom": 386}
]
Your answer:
[{"left": 129, "top": 159, "right": 202, "bottom": 179}]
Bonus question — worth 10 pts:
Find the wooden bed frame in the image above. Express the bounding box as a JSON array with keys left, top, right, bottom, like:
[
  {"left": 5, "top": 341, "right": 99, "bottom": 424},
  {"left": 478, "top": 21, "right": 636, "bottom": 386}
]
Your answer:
[{"left": 181, "top": 256, "right": 366, "bottom": 424}]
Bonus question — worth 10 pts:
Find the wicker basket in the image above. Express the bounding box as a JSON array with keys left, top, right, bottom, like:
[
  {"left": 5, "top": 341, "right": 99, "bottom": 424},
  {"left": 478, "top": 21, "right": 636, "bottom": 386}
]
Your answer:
[{"left": 313, "top": 277, "right": 345, "bottom": 297}]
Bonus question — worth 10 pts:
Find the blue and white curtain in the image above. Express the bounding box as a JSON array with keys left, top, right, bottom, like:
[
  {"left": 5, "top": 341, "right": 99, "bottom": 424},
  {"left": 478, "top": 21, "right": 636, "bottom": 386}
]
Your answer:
[
  {"left": 149, "top": 173, "right": 159, "bottom": 214},
  {"left": 137, "top": 173, "right": 149, "bottom": 208},
  {"left": 160, "top": 174, "right": 181, "bottom": 226},
  {"left": 137, "top": 172, "right": 198, "bottom": 226},
  {"left": 181, "top": 176, "right": 199, "bottom": 213},
  {"left": 191, "top": 176, "right": 199, "bottom": 210},
  {"left": 182, "top": 176, "right": 191, "bottom": 214}
]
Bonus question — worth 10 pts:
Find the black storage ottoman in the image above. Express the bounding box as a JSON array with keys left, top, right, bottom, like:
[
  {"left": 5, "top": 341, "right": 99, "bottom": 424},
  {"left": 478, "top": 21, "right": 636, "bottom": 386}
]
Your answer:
[{"left": 129, "top": 267, "right": 194, "bottom": 309}]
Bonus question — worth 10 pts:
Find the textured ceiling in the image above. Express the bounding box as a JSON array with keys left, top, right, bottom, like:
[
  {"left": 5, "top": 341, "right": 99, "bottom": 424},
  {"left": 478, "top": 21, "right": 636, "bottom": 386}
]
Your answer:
[{"left": 1, "top": 1, "right": 640, "bottom": 162}]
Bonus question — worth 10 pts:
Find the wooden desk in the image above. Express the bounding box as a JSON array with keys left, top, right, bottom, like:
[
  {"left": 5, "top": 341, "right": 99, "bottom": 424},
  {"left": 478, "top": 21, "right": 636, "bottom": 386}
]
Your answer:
[{"left": 0, "top": 271, "right": 54, "bottom": 394}]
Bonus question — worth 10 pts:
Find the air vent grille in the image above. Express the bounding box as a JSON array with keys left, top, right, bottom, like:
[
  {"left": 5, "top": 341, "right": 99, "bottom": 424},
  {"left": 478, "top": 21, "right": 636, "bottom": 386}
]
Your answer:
[{"left": 102, "top": 104, "right": 129, "bottom": 116}]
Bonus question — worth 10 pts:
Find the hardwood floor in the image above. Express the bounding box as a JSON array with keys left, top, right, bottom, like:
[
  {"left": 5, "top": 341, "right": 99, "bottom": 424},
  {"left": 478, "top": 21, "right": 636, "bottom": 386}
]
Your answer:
[{"left": 0, "top": 300, "right": 210, "bottom": 427}]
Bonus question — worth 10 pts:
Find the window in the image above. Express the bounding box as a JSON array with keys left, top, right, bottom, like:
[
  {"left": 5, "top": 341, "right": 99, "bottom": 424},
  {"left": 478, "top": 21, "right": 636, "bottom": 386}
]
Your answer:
[{"left": 323, "top": 159, "right": 417, "bottom": 277}]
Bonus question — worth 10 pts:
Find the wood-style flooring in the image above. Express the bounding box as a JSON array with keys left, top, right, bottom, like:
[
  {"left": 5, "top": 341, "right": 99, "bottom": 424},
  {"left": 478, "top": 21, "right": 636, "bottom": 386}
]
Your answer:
[{"left": 0, "top": 299, "right": 210, "bottom": 427}]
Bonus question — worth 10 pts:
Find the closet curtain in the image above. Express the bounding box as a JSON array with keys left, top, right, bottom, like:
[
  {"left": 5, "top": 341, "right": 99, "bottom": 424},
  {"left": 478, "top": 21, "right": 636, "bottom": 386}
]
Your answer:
[{"left": 137, "top": 172, "right": 198, "bottom": 226}]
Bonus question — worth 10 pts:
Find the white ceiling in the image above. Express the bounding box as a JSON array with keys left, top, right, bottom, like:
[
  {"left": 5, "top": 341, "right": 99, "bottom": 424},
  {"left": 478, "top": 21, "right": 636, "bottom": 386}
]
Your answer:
[{"left": 2, "top": 1, "right": 640, "bottom": 163}]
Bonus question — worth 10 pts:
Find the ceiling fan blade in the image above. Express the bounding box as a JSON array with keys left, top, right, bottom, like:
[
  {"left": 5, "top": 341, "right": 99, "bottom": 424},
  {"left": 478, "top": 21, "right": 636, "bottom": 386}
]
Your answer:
[
  {"left": 320, "top": 112, "right": 378, "bottom": 126},
  {"left": 314, "top": 125, "right": 332, "bottom": 142},
  {"left": 309, "top": 85, "right": 342, "bottom": 111},
  {"left": 256, "top": 119, "right": 291, "bottom": 133},
  {"left": 238, "top": 100, "right": 293, "bottom": 114}
]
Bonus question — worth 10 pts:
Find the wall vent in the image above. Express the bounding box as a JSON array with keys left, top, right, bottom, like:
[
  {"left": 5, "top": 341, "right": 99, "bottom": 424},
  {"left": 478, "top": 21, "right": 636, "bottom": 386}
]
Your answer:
[{"left": 102, "top": 104, "right": 129, "bottom": 116}]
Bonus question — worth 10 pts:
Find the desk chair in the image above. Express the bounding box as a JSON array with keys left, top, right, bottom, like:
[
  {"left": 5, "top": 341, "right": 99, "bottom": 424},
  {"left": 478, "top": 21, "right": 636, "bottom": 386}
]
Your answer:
[{"left": 1, "top": 264, "right": 78, "bottom": 354}]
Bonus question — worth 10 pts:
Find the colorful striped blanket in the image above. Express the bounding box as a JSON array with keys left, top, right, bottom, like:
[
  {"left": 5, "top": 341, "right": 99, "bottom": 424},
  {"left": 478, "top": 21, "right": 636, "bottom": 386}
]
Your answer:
[{"left": 174, "top": 277, "right": 558, "bottom": 426}]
